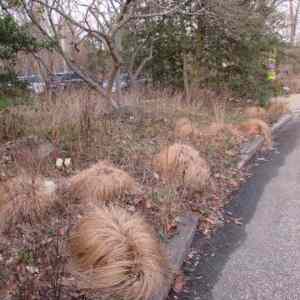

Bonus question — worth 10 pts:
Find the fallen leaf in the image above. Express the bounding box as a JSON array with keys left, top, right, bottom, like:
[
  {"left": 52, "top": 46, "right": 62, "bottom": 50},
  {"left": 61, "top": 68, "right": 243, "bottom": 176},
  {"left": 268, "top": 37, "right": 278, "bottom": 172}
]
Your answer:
[
  {"left": 145, "top": 199, "right": 152, "bottom": 209},
  {"left": 173, "top": 273, "right": 185, "bottom": 293},
  {"left": 233, "top": 217, "right": 243, "bottom": 225},
  {"left": 166, "top": 220, "right": 177, "bottom": 234}
]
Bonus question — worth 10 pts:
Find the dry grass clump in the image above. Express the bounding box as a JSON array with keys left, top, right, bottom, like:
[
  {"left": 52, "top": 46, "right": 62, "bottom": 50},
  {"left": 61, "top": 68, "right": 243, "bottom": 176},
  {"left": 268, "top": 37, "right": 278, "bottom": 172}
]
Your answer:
[
  {"left": 69, "top": 206, "right": 170, "bottom": 300},
  {"left": 244, "top": 106, "right": 267, "bottom": 120},
  {"left": 0, "top": 88, "right": 107, "bottom": 147},
  {"left": 68, "top": 160, "right": 138, "bottom": 202},
  {"left": 267, "top": 102, "right": 290, "bottom": 122},
  {"left": 174, "top": 117, "right": 201, "bottom": 139},
  {"left": 198, "top": 122, "right": 241, "bottom": 139},
  {"left": 153, "top": 143, "right": 210, "bottom": 191},
  {"left": 174, "top": 118, "right": 194, "bottom": 138},
  {"left": 174, "top": 118, "right": 240, "bottom": 141},
  {"left": 0, "top": 174, "right": 57, "bottom": 230},
  {"left": 238, "top": 118, "right": 272, "bottom": 149}
]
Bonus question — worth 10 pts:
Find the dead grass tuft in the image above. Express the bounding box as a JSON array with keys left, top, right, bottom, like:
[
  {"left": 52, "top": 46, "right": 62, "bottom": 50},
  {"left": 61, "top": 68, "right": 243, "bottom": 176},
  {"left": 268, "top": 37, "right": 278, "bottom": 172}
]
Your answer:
[
  {"left": 211, "top": 97, "right": 227, "bottom": 125},
  {"left": 238, "top": 119, "right": 272, "bottom": 149},
  {"left": 244, "top": 106, "right": 267, "bottom": 120},
  {"left": 153, "top": 143, "right": 210, "bottom": 191},
  {"left": 69, "top": 206, "right": 170, "bottom": 300},
  {"left": 198, "top": 122, "right": 241, "bottom": 139},
  {"left": 174, "top": 118, "right": 240, "bottom": 141},
  {"left": 0, "top": 174, "right": 57, "bottom": 231},
  {"left": 267, "top": 102, "right": 290, "bottom": 122},
  {"left": 68, "top": 160, "right": 138, "bottom": 202},
  {"left": 174, "top": 118, "right": 195, "bottom": 139}
]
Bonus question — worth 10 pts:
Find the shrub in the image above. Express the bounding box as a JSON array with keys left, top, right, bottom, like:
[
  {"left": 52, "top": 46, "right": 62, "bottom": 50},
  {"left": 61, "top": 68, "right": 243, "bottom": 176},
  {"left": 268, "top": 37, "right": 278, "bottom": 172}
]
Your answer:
[
  {"left": 174, "top": 118, "right": 195, "bottom": 139},
  {"left": 244, "top": 106, "right": 267, "bottom": 120},
  {"left": 238, "top": 119, "right": 272, "bottom": 149},
  {"left": 267, "top": 102, "right": 289, "bottom": 122},
  {"left": 153, "top": 143, "right": 210, "bottom": 191},
  {"left": 68, "top": 160, "right": 138, "bottom": 202},
  {"left": 69, "top": 206, "right": 170, "bottom": 300}
]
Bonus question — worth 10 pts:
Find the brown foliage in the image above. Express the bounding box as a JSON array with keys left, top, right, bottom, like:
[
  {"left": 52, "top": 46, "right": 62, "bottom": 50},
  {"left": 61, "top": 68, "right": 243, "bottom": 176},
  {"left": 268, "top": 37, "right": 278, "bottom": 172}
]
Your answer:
[
  {"left": 0, "top": 174, "right": 57, "bottom": 231},
  {"left": 174, "top": 118, "right": 240, "bottom": 141},
  {"left": 238, "top": 119, "right": 272, "bottom": 149},
  {"left": 153, "top": 143, "right": 210, "bottom": 191},
  {"left": 68, "top": 160, "right": 138, "bottom": 202},
  {"left": 267, "top": 102, "right": 289, "bottom": 122},
  {"left": 199, "top": 122, "right": 241, "bottom": 138},
  {"left": 174, "top": 118, "right": 195, "bottom": 138},
  {"left": 244, "top": 106, "right": 267, "bottom": 120},
  {"left": 69, "top": 206, "right": 170, "bottom": 300}
]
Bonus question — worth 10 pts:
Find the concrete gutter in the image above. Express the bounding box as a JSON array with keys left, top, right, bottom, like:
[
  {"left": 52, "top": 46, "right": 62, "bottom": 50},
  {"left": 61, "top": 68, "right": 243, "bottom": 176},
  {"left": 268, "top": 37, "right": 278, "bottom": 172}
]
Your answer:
[{"left": 156, "top": 113, "right": 293, "bottom": 300}]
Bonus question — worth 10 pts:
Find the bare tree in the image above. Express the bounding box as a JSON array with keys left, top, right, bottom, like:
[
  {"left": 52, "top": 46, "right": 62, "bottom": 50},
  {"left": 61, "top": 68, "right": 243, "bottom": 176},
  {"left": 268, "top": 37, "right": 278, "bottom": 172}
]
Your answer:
[
  {"left": 1, "top": 0, "right": 200, "bottom": 109},
  {"left": 288, "top": 0, "right": 300, "bottom": 44}
]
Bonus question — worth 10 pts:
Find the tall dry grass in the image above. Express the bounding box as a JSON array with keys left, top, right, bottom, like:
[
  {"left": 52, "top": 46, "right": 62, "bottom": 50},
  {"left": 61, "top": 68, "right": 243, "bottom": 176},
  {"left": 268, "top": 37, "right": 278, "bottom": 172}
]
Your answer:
[
  {"left": 211, "top": 92, "right": 228, "bottom": 125},
  {"left": 0, "top": 172, "right": 57, "bottom": 231}
]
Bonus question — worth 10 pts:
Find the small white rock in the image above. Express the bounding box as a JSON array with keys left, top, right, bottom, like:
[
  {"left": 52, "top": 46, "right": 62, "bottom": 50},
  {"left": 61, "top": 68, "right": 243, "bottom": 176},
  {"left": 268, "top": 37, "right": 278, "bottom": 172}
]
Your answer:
[
  {"left": 64, "top": 158, "right": 72, "bottom": 168},
  {"left": 128, "top": 206, "right": 136, "bottom": 212},
  {"left": 153, "top": 172, "right": 160, "bottom": 180},
  {"left": 6, "top": 257, "right": 14, "bottom": 265},
  {"left": 26, "top": 265, "right": 39, "bottom": 274},
  {"left": 56, "top": 158, "right": 64, "bottom": 169}
]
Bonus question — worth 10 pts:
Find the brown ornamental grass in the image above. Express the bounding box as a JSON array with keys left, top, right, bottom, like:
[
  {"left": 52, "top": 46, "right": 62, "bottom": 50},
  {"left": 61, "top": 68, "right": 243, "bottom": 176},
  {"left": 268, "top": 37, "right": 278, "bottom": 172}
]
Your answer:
[
  {"left": 153, "top": 143, "right": 210, "bottom": 191},
  {"left": 68, "top": 160, "right": 138, "bottom": 202},
  {"left": 69, "top": 206, "right": 170, "bottom": 300},
  {"left": 174, "top": 117, "right": 196, "bottom": 139},
  {"left": 267, "top": 102, "right": 290, "bottom": 122},
  {"left": 244, "top": 106, "right": 267, "bottom": 120},
  {"left": 238, "top": 118, "right": 272, "bottom": 149}
]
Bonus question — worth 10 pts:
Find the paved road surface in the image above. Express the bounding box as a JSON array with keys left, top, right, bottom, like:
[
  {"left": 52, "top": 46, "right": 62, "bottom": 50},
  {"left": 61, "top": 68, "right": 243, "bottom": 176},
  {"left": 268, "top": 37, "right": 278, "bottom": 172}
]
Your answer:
[{"left": 173, "top": 117, "right": 300, "bottom": 300}]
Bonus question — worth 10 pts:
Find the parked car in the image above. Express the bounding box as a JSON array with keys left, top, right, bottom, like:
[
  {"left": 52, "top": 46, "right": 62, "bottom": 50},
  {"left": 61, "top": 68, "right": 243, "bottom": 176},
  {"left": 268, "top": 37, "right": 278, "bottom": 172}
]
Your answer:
[
  {"left": 101, "top": 73, "right": 147, "bottom": 92},
  {"left": 101, "top": 73, "right": 129, "bottom": 92},
  {"left": 49, "top": 72, "right": 84, "bottom": 89},
  {"left": 17, "top": 75, "right": 46, "bottom": 94}
]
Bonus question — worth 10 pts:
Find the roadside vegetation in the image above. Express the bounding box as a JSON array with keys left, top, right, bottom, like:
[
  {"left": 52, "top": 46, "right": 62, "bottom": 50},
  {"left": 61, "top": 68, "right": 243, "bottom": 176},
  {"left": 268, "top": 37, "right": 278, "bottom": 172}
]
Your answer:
[{"left": 0, "top": 0, "right": 295, "bottom": 299}]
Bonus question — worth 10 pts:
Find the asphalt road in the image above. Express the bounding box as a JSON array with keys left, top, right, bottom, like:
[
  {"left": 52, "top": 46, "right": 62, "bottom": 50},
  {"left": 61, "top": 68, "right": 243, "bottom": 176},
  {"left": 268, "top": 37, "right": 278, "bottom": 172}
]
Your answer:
[{"left": 172, "top": 118, "right": 300, "bottom": 300}]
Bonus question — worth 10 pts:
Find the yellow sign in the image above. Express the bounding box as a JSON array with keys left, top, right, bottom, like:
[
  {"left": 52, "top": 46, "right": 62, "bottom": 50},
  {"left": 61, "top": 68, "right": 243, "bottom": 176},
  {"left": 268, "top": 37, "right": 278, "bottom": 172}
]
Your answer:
[{"left": 267, "top": 70, "right": 276, "bottom": 81}]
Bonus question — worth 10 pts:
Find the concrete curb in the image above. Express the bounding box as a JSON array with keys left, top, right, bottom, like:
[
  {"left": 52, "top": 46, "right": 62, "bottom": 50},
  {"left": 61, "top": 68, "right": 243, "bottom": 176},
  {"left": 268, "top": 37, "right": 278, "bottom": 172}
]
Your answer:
[
  {"left": 153, "top": 213, "right": 199, "bottom": 300},
  {"left": 157, "top": 113, "right": 293, "bottom": 300},
  {"left": 238, "top": 113, "right": 293, "bottom": 169}
]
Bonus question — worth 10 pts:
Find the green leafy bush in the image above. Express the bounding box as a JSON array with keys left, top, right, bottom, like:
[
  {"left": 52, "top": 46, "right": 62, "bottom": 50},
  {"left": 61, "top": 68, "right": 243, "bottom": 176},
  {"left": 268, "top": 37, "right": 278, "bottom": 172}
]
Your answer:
[
  {"left": 122, "top": 1, "right": 283, "bottom": 105},
  {"left": 0, "top": 96, "right": 10, "bottom": 110}
]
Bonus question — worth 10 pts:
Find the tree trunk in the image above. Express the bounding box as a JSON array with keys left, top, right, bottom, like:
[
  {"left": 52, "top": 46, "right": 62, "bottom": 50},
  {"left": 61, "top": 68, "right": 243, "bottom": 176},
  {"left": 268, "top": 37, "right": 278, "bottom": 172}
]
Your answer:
[
  {"left": 289, "top": 0, "right": 300, "bottom": 45},
  {"left": 183, "top": 53, "right": 192, "bottom": 104}
]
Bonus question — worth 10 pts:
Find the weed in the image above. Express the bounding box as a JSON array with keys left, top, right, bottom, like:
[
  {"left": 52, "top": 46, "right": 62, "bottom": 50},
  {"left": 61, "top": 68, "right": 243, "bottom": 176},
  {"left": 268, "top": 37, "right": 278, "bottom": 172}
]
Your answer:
[
  {"left": 17, "top": 248, "right": 34, "bottom": 265},
  {"left": 0, "top": 96, "right": 10, "bottom": 110}
]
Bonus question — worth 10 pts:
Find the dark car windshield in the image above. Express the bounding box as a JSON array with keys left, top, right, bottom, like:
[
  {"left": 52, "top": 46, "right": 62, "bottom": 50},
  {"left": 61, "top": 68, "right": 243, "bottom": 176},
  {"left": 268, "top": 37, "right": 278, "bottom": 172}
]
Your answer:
[{"left": 51, "top": 72, "right": 82, "bottom": 81}]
